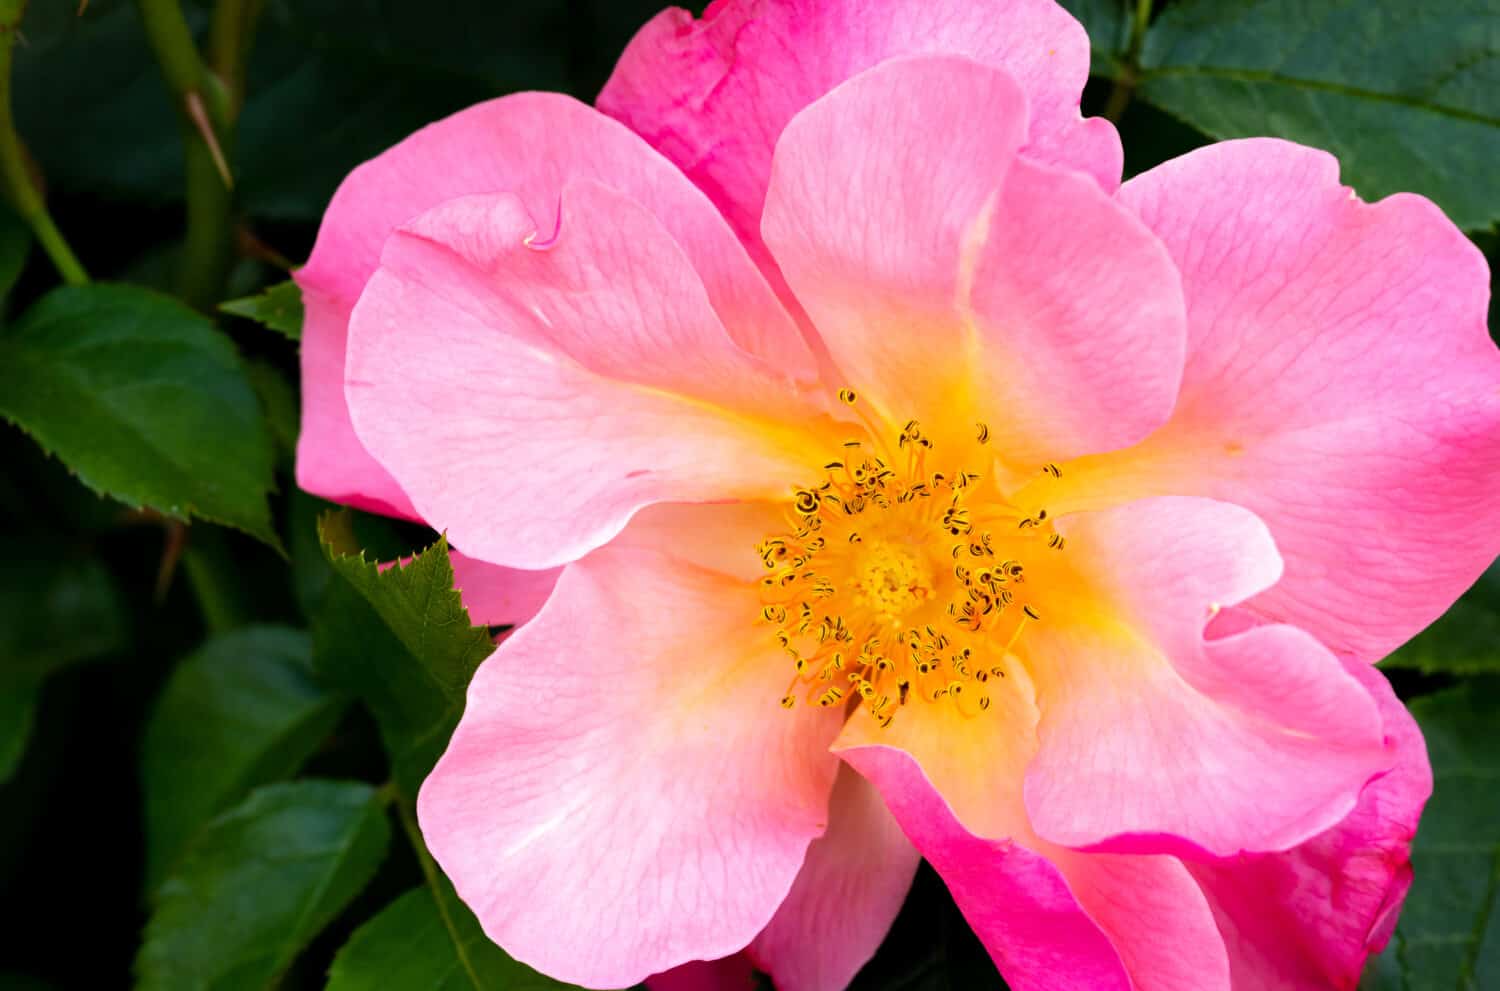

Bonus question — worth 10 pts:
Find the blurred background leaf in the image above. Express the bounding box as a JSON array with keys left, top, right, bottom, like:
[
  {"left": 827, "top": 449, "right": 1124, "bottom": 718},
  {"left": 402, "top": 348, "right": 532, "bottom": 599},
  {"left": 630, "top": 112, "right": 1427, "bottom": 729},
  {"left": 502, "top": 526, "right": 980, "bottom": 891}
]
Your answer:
[
  {"left": 0, "top": 539, "right": 127, "bottom": 783},
  {"left": 136, "top": 780, "right": 391, "bottom": 990},
  {"left": 1379, "top": 679, "right": 1500, "bottom": 989},
  {"left": 140, "top": 626, "right": 346, "bottom": 892}
]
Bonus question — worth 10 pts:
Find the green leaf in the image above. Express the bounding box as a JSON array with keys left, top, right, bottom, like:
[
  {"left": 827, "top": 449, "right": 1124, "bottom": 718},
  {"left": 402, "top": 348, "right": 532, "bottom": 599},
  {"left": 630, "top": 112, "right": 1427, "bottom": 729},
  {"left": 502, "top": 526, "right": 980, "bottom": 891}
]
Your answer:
[
  {"left": 245, "top": 359, "right": 301, "bottom": 462},
  {"left": 0, "top": 285, "right": 279, "bottom": 547},
  {"left": 1134, "top": 0, "right": 1499, "bottom": 231},
  {"left": 0, "top": 540, "right": 127, "bottom": 783},
  {"left": 0, "top": 539, "right": 128, "bottom": 681},
  {"left": 136, "top": 780, "right": 391, "bottom": 991},
  {"left": 327, "top": 884, "right": 585, "bottom": 991},
  {"left": 141, "top": 626, "right": 346, "bottom": 893},
  {"left": 1056, "top": 0, "right": 1132, "bottom": 75},
  {"left": 1384, "top": 565, "right": 1500, "bottom": 674},
  {"left": 220, "top": 281, "right": 304, "bottom": 341},
  {"left": 313, "top": 510, "right": 493, "bottom": 795},
  {"left": 0, "top": 680, "right": 40, "bottom": 787},
  {"left": 1385, "top": 679, "right": 1500, "bottom": 988},
  {"left": 0, "top": 204, "right": 30, "bottom": 306}
]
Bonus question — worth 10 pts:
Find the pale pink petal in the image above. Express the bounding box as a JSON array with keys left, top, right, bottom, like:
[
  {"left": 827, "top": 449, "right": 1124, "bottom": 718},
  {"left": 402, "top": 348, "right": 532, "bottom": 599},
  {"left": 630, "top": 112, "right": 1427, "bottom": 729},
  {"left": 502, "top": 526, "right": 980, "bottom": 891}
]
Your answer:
[
  {"left": 838, "top": 745, "right": 1130, "bottom": 991},
  {"left": 296, "top": 92, "right": 812, "bottom": 514},
  {"left": 347, "top": 184, "right": 840, "bottom": 570},
  {"left": 417, "top": 504, "right": 843, "bottom": 988},
  {"left": 600, "top": 0, "right": 1120, "bottom": 276},
  {"left": 447, "top": 551, "right": 560, "bottom": 628},
  {"left": 646, "top": 955, "right": 757, "bottom": 991},
  {"left": 1022, "top": 497, "right": 1391, "bottom": 857},
  {"left": 1186, "top": 659, "right": 1431, "bottom": 988},
  {"left": 1054, "top": 138, "right": 1500, "bottom": 660},
  {"left": 761, "top": 56, "right": 1184, "bottom": 460},
  {"left": 749, "top": 764, "right": 920, "bottom": 991}
]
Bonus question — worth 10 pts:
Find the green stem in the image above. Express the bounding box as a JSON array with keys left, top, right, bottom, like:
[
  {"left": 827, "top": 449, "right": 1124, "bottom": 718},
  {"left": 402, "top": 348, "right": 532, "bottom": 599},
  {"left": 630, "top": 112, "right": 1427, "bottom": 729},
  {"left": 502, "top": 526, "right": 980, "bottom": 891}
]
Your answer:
[
  {"left": 396, "top": 792, "right": 443, "bottom": 889},
  {"left": 0, "top": 1, "right": 87, "bottom": 285},
  {"left": 1103, "top": 0, "right": 1154, "bottom": 123},
  {"left": 180, "top": 525, "right": 251, "bottom": 632},
  {"left": 137, "top": 0, "right": 261, "bottom": 309},
  {"left": 207, "top": 0, "right": 263, "bottom": 112}
]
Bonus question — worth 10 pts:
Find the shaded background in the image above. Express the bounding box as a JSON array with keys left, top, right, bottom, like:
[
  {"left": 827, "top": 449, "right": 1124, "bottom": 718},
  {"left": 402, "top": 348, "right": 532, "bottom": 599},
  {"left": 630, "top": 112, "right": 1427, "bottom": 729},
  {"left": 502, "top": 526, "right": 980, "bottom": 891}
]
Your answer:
[{"left": 1, "top": 1, "right": 1496, "bottom": 989}]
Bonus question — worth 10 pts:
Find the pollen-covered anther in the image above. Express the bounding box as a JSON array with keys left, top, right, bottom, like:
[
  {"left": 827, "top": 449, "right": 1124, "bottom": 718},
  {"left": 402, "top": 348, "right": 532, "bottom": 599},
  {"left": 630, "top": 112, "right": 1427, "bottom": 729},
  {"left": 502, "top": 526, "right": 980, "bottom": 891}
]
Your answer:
[{"left": 754, "top": 393, "right": 1068, "bottom": 727}]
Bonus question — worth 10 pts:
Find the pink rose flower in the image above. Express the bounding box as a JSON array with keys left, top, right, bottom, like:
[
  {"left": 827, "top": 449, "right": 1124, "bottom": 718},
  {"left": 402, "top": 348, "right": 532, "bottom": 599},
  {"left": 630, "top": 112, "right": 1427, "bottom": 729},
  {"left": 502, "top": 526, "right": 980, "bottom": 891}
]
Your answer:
[{"left": 294, "top": 1, "right": 1497, "bottom": 988}]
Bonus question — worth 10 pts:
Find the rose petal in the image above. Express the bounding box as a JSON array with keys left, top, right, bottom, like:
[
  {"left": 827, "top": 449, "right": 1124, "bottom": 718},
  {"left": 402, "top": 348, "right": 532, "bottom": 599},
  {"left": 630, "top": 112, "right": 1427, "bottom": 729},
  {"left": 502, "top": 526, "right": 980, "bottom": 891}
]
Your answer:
[
  {"left": 448, "top": 551, "right": 560, "bottom": 628},
  {"left": 1187, "top": 659, "right": 1431, "bottom": 987},
  {"left": 761, "top": 56, "right": 1184, "bottom": 460},
  {"left": 418, "top": 504, "right": 842, "bottom": 987},
  {"left": 600, "top": 0, "right": 1120, "bottom": 276},
  {"left": 749, "top": 763, "right": 920, "bottom": 991},
  {"left": 837, "top": 744, "right": 1129, "bottom": 990},
  {"left": 1053, "top": 138, "right": 1500, "bottom": 660},
  {"left": 347, "top": 184, "right": 838, "bottom": 569},
  {"left": 296, "top": 92, "right": 812, "bottom": 515},
  {"left": 1022, "top": 497, "right": 1390, "bottom": 857}
]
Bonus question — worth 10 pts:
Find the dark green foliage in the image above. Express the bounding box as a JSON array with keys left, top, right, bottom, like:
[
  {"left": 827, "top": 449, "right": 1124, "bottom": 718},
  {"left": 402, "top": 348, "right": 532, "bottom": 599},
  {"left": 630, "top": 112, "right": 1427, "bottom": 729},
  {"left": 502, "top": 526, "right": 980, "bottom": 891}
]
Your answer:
[
  {"left": 0, "top": 540, "right": 127, "bottom": 782},
  {"left": 0, "top": 285, "right": 278, "bottom": 546},
  {"left": 327, "top": 885, "right": 586, "bottom": 991},
  {"left": 221, "top": 280, "right": 304, "bottom": 341},
  {"left": 314, "top": 510, "right": 495, "bottom": 796},
  {"left": 136, "top": 780, "right": 391, "bottom": 991},
  {"left": 1381, "top": 680, "right": 1500, "bottom": 989},
  {"left": 141, "top": 626, "right": 346, "bottom": 890}
]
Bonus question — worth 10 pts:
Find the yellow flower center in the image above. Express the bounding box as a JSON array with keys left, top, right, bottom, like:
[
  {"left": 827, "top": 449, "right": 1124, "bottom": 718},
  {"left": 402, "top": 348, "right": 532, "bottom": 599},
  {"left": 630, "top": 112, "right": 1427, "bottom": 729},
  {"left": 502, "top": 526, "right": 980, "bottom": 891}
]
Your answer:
[{"left": 756, "top": 391, "right": 1064, "bottom": 727}]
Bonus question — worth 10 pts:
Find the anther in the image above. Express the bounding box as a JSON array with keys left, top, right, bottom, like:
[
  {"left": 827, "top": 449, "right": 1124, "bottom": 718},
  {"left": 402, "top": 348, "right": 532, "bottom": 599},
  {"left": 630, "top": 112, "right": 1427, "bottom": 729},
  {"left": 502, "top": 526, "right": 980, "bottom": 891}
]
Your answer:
[{"left": 838, "top": 388, "right": 858, "bottom": 404}]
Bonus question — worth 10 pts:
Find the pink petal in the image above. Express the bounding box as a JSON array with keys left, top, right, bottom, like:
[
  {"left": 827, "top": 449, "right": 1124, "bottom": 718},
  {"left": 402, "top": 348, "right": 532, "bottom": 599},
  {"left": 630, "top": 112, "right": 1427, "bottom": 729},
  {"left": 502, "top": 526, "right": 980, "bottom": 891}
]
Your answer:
[
  {"left": 1067, "top": 137, "right": 1500, "bottom": 661},
  {"left": 599, "top": 0, "right": 1120, "bottom": 275},
  {"left": 749, "top": 764, "right": 920, "bottom": 991},
  {"left": 346, "top": 184, "right": 839, "bottom": 570},
  {"left": 1022, "top": 497, "right": 1391, "bottom": 857},
  {"left": 843, "top": 749, "right": 1236, "bottom": 991},
  {"left": 761, "top": 55, "right": 1184, "bottom": 460},
  {"left": 296, "top": 92, "right": 813, "bottom": 515},
  {"left": 1048, "top": 852, "right": 1231, "bottom": 991},
  {"left": 1186, "top": 659, "right": 1431, "bottom": 988},
  {"left": 447, "top": 551, "right": 560, "bottom": 628},
  {"left": 417, "top": 503, "right": 842, "bottom": 987},
  {"left": 838, "top": 745, "right": 1130, "bottom": 991}
]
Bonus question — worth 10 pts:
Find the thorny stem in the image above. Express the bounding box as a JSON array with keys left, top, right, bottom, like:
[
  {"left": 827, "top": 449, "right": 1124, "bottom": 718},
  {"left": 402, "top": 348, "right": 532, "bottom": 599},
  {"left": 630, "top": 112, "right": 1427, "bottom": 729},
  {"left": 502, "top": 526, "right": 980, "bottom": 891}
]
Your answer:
[
  {"left": 0, "top": 0, "right": 88, "bottom": 285},
  {"left": 137, "top": 0, "right": 262, "bottom": 309},
  {"left": 1102, "top": 0, "right": 1154, "bottom": 124}
]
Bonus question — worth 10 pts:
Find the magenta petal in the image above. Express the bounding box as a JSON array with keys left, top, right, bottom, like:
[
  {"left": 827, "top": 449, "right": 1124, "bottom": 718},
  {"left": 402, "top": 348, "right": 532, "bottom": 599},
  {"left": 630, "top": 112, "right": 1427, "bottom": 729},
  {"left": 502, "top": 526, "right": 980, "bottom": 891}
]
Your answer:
[
  {"left": 600, "top": 0, "right": 1120, "bottom": 275},
  {"left": 646, "top": 955, "right": 758, "bottom": 991},
  {"left": 838, "top": 745, "right": 1129, "bottom": 991},
  {"left": 1187, "top": 659, "right": 1431, "bottom": 987}
]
